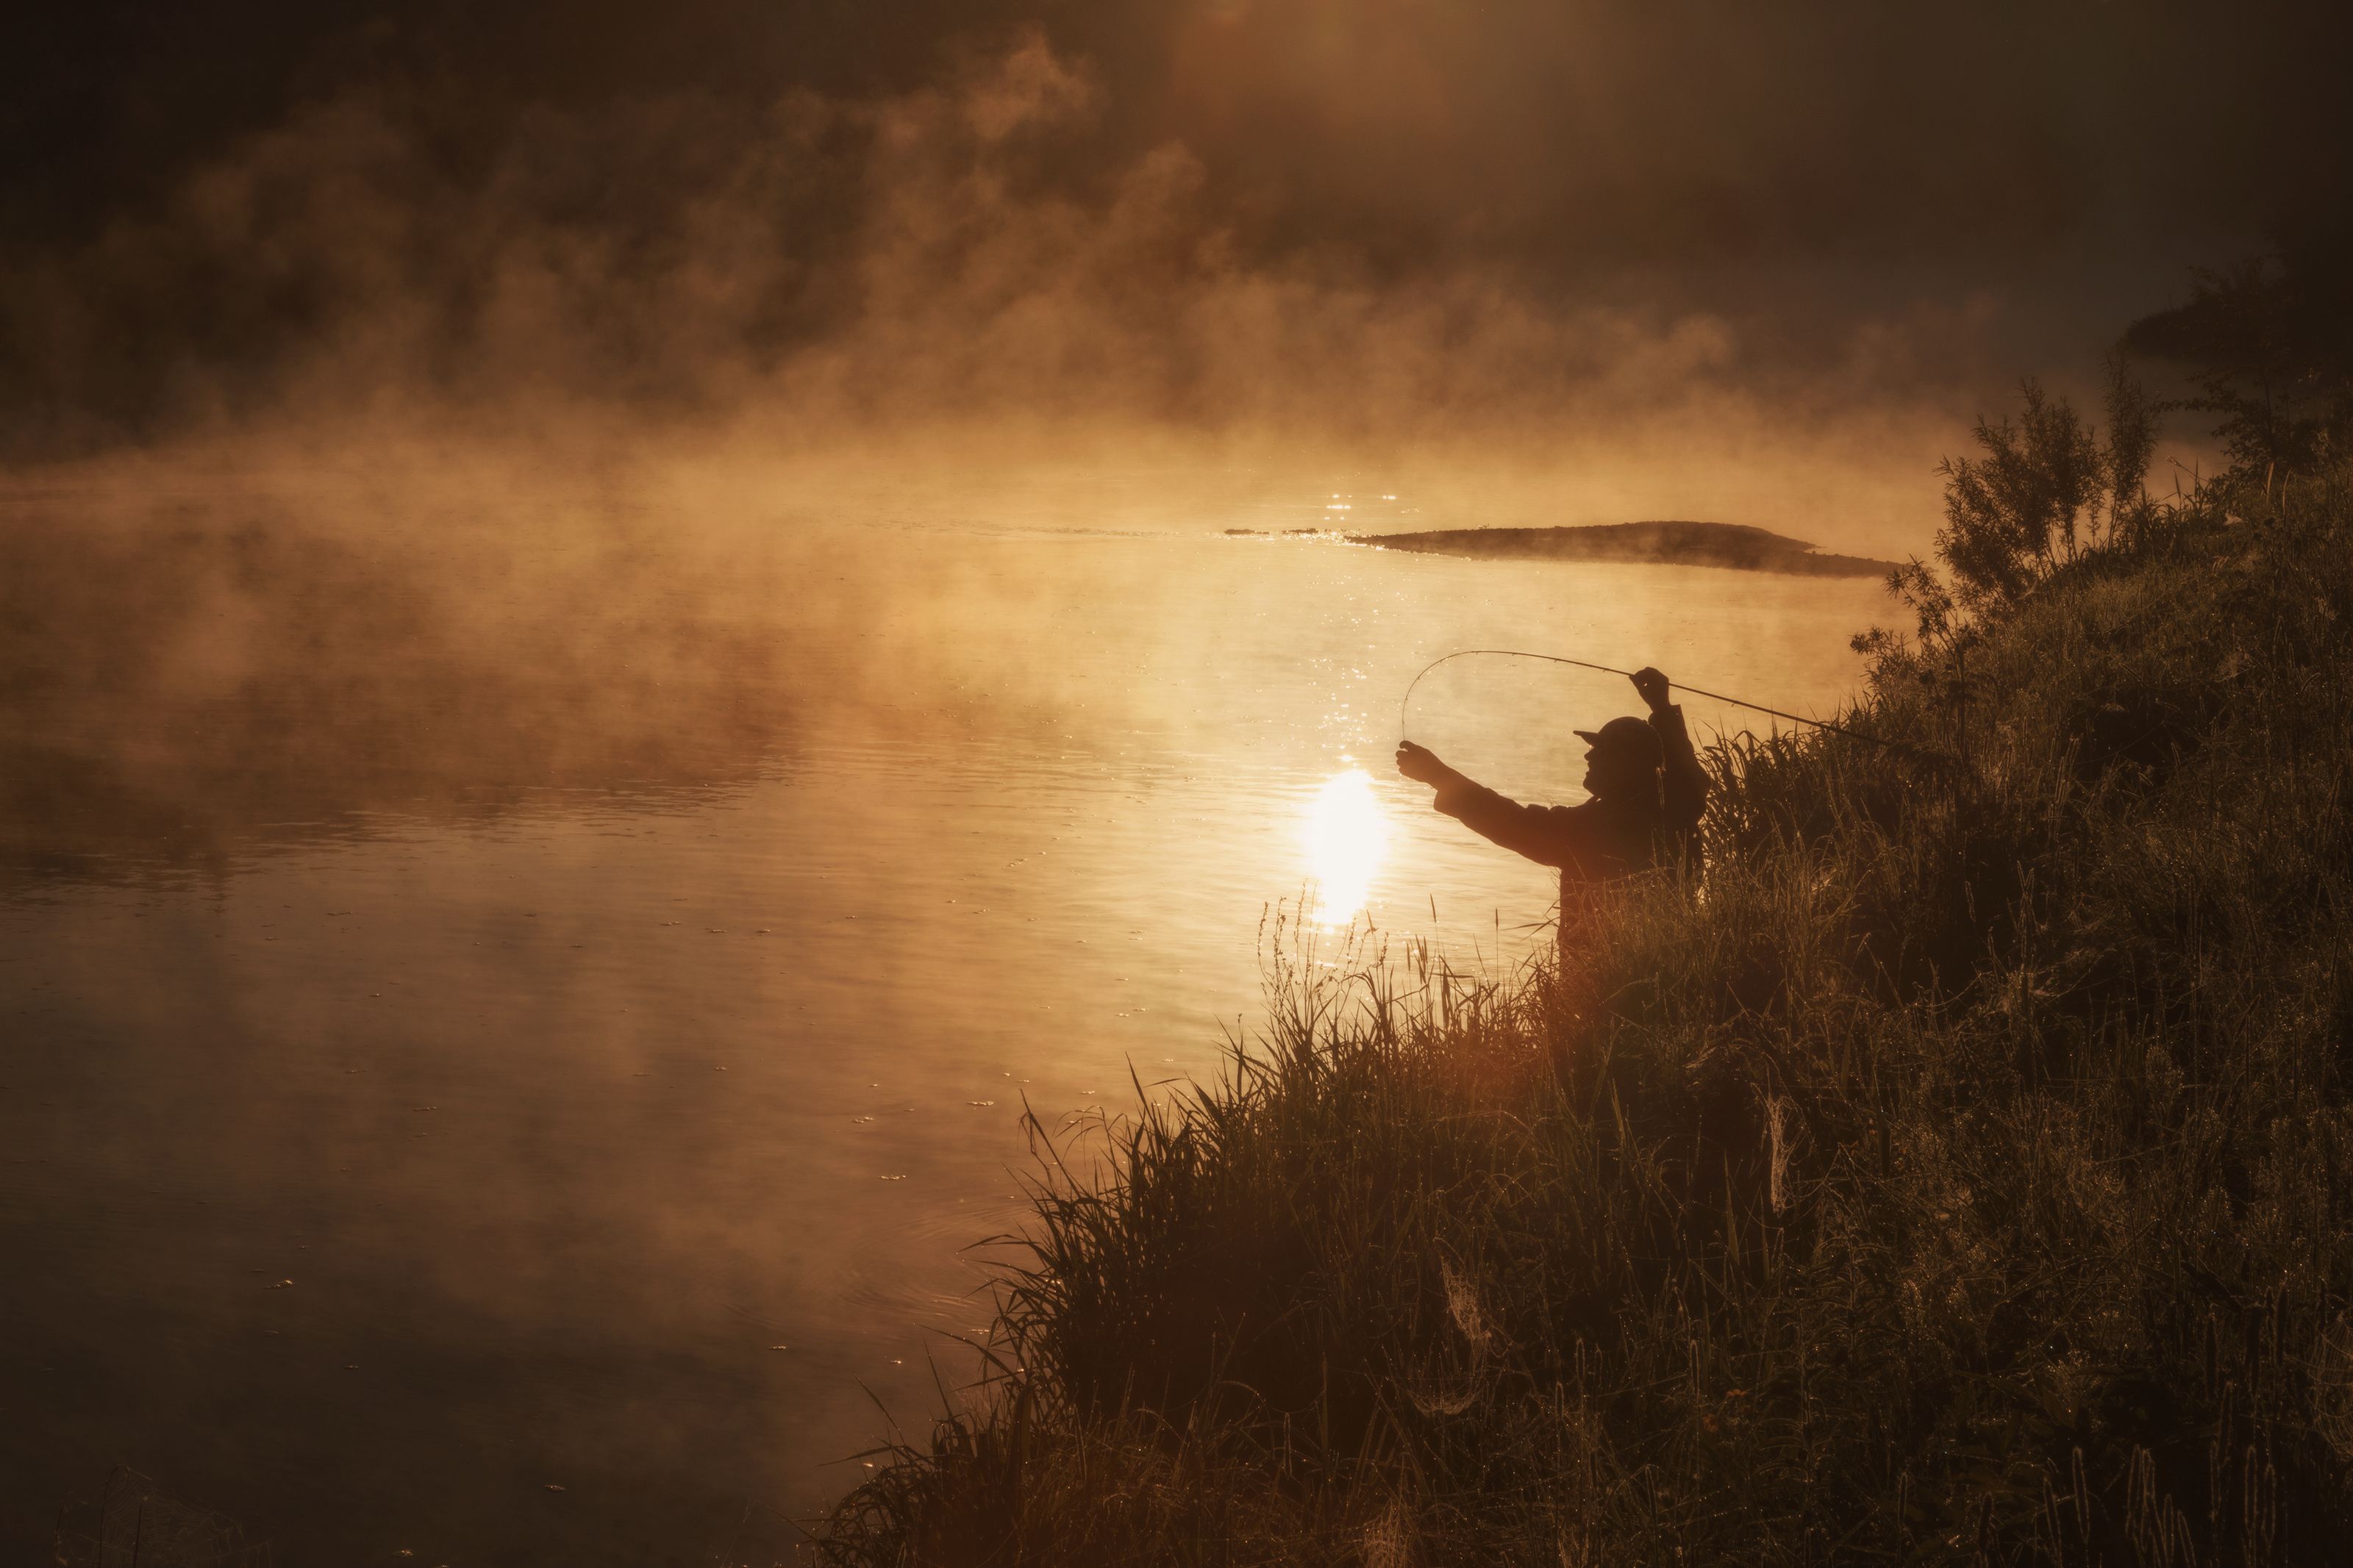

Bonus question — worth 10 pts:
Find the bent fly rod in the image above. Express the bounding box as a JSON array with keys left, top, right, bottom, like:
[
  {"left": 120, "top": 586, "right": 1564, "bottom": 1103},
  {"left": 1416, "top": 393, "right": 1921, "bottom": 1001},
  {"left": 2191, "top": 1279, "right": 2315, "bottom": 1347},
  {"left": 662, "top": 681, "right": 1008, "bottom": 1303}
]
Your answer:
[{"left": 1397, "top": 648, "right": 1891, "bottom": 748}]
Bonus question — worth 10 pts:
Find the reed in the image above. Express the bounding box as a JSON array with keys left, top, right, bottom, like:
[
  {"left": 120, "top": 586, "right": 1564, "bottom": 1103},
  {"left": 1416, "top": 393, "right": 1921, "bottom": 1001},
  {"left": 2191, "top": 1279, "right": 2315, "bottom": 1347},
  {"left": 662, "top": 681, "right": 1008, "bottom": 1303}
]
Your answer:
[{"left": 817, "top": 445, "right": 2353, "bottom": 1565}]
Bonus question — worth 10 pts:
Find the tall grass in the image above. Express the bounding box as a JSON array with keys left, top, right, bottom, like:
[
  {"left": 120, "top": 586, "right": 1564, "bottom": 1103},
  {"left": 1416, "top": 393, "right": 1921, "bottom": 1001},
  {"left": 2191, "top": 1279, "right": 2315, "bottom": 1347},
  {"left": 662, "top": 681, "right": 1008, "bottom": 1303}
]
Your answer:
[{"left": 818, "top": 453, "right": 2353, "bottom": 1566}]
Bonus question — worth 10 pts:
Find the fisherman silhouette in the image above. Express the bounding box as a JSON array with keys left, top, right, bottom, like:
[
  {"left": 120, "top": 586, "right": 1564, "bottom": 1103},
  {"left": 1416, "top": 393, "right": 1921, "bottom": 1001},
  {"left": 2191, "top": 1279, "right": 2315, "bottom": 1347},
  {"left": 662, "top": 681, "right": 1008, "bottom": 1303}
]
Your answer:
[{"left": 1395, "top": 667, "right": 1709, "bottom": 945}]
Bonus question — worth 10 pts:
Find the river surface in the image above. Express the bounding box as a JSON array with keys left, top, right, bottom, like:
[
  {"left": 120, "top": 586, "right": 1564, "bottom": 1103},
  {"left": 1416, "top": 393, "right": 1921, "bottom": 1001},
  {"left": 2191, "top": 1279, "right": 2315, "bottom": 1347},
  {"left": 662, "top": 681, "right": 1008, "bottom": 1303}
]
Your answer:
[{"left": 1, "top": 476, "right": 1888, "bottom": 1564}]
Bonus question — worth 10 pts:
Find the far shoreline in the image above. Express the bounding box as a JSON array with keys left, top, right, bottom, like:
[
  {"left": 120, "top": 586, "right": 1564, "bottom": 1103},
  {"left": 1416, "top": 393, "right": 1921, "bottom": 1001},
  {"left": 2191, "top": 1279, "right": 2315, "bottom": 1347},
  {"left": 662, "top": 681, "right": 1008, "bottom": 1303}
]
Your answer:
[{"left": 1225, "top": 520, "right": 1902, "bottom": 579}]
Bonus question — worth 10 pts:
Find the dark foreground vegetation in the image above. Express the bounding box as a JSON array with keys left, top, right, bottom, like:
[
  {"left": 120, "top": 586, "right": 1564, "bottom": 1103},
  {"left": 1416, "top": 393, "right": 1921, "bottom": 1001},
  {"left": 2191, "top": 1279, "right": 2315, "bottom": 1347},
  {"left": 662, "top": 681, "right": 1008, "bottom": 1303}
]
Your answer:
[{"left": 821, "top": 301, "right": 2353, "bottom": 1563}]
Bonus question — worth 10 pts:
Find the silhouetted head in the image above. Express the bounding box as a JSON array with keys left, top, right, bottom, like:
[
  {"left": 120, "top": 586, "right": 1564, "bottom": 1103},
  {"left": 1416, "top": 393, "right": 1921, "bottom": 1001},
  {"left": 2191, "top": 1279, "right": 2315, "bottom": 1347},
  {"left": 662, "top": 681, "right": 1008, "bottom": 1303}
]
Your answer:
[{"left": 1577, "top": 715, "right": 1663, "bottom": 806}]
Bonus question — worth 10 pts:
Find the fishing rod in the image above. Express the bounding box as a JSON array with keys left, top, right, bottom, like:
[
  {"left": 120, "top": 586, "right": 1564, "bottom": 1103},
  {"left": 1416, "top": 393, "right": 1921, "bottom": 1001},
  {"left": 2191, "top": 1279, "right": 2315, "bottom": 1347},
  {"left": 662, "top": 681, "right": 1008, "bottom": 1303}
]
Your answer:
[{"left": 1397, "top": 648, "right": 1894, "bottom": 748}]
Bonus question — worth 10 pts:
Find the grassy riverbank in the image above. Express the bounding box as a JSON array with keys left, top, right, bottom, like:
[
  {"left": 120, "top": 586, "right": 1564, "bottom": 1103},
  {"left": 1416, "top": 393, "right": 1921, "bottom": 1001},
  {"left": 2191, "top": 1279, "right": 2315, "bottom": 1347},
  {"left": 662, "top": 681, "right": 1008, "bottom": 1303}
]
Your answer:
[{"left": 819, "top": 401, "right": 2353, "bottom": 1563}]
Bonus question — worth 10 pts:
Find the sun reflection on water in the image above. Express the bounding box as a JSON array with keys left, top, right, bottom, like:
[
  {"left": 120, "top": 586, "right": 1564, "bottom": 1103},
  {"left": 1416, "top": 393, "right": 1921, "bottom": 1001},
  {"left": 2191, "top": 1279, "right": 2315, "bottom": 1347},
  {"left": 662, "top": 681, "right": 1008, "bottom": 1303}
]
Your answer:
[{"left": 1304, "top": 767, "right": 1388, "bottom": 926}]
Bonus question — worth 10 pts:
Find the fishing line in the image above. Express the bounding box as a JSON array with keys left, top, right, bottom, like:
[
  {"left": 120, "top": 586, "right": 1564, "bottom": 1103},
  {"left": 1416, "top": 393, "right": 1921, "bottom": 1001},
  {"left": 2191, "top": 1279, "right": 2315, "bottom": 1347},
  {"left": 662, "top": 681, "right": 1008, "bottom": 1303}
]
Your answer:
[{"left": 1396, "top": 648, "right": 1892, "bottom": 748}]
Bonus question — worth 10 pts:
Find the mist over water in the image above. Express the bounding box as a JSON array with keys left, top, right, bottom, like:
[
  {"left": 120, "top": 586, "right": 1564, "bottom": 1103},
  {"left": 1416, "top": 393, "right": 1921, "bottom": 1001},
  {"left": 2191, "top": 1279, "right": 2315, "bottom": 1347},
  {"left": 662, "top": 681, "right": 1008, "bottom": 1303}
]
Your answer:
[{"left": 1, "top": 462, "right": 1882, "bottom": 1561}]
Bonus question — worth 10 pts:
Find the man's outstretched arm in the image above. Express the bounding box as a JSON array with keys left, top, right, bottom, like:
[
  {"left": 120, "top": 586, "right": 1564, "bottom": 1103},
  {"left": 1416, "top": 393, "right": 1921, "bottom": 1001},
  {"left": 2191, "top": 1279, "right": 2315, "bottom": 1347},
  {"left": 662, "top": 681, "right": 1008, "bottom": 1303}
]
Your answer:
[{"left": 1396, "top": 741, "right": 1588, "bottom": 868}]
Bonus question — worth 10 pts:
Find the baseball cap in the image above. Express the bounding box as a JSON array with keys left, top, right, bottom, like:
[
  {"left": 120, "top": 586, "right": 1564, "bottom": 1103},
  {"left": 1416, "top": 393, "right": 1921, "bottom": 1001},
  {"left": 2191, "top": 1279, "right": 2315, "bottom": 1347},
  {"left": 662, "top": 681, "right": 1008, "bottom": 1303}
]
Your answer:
[{"left": 1574, "top": 715, "right": 1663, "bottom": 767}]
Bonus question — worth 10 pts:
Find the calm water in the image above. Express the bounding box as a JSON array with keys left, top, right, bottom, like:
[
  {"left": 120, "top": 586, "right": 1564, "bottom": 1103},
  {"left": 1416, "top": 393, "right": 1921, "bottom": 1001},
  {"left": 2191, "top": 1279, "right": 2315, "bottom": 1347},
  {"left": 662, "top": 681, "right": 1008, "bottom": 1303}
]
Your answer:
[{"left": 1, "top": 482, "right": 1886, "bottom": 1564}]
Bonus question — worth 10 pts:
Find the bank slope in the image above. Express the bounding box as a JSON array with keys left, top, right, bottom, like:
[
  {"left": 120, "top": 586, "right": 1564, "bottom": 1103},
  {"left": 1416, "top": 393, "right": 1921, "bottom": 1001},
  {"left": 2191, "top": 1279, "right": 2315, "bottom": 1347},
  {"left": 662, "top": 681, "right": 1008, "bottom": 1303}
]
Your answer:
[{"left": 821, "top": 457, "right": 2353, "bottom": 1567}]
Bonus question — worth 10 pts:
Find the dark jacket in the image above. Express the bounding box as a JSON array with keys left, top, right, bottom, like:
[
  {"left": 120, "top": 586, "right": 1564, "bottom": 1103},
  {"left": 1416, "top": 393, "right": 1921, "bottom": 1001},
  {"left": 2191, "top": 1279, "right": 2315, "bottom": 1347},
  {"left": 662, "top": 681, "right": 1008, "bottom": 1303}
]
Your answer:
[{"left": 1430, "top": 704, "right": 1710, "bottom": 918}]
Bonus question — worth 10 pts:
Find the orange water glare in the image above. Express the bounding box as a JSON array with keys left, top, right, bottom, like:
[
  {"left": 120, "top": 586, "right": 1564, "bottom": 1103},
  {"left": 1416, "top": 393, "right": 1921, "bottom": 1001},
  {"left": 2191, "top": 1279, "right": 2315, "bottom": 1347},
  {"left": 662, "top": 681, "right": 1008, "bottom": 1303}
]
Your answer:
[{"left": 1303, "top": 767, "right": 1388, "bottom": 927}]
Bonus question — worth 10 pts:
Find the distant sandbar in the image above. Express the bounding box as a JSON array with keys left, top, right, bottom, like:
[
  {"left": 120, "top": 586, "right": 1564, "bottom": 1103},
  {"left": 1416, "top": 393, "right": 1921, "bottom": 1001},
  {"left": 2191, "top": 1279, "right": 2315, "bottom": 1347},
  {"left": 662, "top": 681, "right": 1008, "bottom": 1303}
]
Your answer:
[{"left": 1334, "top": 521, "right": 1899, "bottom": 578}]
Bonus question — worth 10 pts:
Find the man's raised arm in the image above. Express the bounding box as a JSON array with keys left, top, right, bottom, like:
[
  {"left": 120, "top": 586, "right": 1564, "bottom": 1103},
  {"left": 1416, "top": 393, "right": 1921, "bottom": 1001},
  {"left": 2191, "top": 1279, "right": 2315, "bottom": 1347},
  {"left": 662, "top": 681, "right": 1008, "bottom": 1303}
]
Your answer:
[{"left": 1632, "top": 667, "right": 1711, "bottom": 838}]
